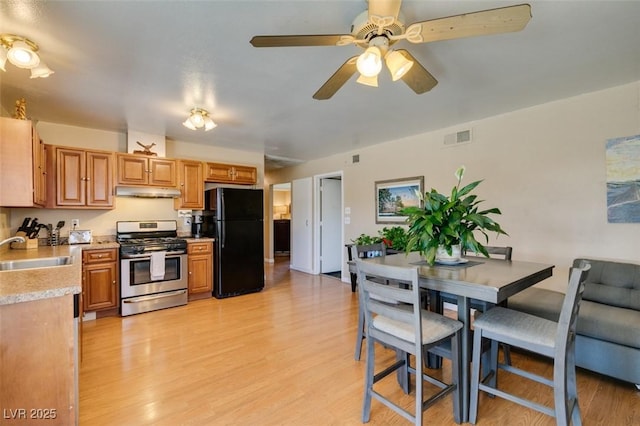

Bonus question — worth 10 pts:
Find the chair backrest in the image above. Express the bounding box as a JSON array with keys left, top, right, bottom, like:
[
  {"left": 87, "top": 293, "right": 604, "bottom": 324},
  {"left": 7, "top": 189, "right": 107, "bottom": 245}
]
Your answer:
[
  {"left": 355, "top": 260, "right": 422, "bottom": 357},
  {"left": 356, "top": 242, "right": 387, "bottom": 259},
  {"left": 485, "top": 246, "right": 513, "bottom": 260},
  {"left": 554, "top": 261, "right": 591, "bottom": 362},
  {"left": 464, "top": 245, "right": 512, "bottom": 260}
]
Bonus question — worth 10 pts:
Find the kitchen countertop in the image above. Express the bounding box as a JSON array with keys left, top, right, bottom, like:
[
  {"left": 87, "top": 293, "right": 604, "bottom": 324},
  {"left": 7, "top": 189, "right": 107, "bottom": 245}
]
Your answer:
[
  {"left": 0, "top": 245, "right": 84, "bottom": 306},
  {"left": 183, "top": 237, "right": 215, "bottom": 243}
]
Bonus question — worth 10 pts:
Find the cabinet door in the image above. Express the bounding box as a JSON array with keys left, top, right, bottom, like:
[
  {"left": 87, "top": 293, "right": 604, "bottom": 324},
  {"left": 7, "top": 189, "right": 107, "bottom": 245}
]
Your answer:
[
  {"left": 148, "top": 158, "right": 177, "bottom": 187},
  {"left": 117, "top": 154, "right": 148, "bottom": 185},
  {"left": 32, "top": 128, "right": 47, "bottom": 206},
  {"left": 57, "top": 148, "right": 86, "bottom": 206},
  {"left": 205, "top": 162, "right": 234, "bottom": 183},
  {"left": 188, "top": 253, "right": 213, "bottom": 294},
  {"left": 83, "top": 262, "right": 118, "bottom": 311},
  {"left": 232, "top": 165, "right": 257, "bottom": 184},
  {"left": 86, "top": 151, "right": 113, "bottom": 207},
  {"left": 0, "top": 118, "right": 38, "bottom": 207},
  {"left": 175, "top": 160, "right": 204, "bottom": 209}
]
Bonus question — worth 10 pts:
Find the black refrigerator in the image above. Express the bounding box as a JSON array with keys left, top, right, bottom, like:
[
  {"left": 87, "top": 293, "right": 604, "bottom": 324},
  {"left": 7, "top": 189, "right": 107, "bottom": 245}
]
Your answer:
[{"left": 202, "top": 188, "right": 264, "bottom": 298}]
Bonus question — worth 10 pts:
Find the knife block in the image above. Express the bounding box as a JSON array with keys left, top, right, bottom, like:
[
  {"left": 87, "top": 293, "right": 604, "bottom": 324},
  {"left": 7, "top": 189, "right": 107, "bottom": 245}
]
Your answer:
[{"left": 11, "top": 232, "right": 39, "bottom": 250}]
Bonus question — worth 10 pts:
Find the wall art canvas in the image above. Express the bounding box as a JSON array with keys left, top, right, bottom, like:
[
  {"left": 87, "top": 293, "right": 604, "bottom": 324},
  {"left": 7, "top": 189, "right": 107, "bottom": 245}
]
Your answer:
[
  {"left": 375, "top": 176, "right": 424, "bottom": 224},
  {"left": 606, "top": 134, "right": 640, "bottom": 223}
]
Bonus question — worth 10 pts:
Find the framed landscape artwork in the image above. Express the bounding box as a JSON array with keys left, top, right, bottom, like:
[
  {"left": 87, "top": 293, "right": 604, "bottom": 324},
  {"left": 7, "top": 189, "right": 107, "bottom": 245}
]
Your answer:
[
  {"left": 606, "top": 133, "right": 640, "bottom": 223},
  {"left": 375, "top": 176, "right": 424, "bottom": 224}
]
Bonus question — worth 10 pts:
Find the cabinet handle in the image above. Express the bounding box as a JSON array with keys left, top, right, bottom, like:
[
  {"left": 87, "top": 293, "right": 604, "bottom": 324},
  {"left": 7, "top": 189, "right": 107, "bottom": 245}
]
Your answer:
[
  {"left": 189, "top": 271, "right": 192, "bottom": 275},
  {"left": 112, "top": 280, "right": 116, "bottom": 285}
]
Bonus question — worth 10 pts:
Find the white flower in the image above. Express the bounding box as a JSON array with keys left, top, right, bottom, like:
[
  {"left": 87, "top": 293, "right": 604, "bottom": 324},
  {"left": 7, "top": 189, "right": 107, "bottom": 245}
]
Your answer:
[{"left": 455, "top": 165, "right": 466, "bottom": 182}]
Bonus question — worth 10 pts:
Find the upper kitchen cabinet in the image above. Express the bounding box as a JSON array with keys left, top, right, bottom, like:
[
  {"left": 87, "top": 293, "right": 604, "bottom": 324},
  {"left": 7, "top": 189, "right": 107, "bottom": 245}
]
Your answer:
[
  {"left": 47, "top": 146, "right": 114, "bottom": 209},
  {"left": 0, "top": 117, "right": 47, "bottom": 207},
  {"left": 205, "top": 162, "right": 257, "bottom": 185},
  {"left": 117, "top": 153, "right": 177, "bottom": 187},
  {"left": 175, "top": 160, "right": 204, "bottom": 210}
]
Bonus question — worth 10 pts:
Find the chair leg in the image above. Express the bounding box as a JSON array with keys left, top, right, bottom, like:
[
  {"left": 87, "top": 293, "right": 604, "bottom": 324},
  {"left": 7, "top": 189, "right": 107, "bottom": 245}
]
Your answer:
[
  {"left": 415, "top": 350, "right": 423, "bottom": 425},
  {"left": 501, "top": 343, "right": 512, "bottom": 366},
  {"left": 354, "top": 306, "right": 365, "bottom": 361},
  {"left": 350, "top": 273, "right": 357, "bottom": 292},
  {"left": 451, "top": 331, "right": 463, "bottom": 424},
  {"left": 362, "top": 335, "right": 375, "bottom": 423},
  {"left": 469, "top": 328, "right": 484, "bottom": 424}
]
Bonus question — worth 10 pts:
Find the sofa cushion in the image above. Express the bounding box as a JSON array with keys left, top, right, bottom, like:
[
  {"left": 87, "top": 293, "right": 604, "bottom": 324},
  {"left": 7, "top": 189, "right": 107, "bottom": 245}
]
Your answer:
[
  {"left": 508, "top": 287, "right": 640, "bottom": 349},
  {"left": 573, "top": 258, "right": 640, "bottom": 311}
]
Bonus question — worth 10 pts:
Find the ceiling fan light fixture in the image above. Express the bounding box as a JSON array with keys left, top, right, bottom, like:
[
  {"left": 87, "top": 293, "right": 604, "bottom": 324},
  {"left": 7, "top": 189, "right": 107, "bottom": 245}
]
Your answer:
[
  {"left": 356, "top": 73, "right": 378, "bottom": 87},
  {"left": 356, "top": 46, "right": 382, "bottom": 77},
  {"left": 386, "top": 50, "right": 414, "bottom": 81},
  {"left": 183, "top": 108, "right": 217, "bottom": 131}
]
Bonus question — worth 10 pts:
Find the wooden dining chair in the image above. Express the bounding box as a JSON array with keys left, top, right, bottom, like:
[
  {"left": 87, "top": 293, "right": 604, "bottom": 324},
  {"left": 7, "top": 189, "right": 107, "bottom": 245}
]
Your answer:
[
  {"left": 469, "top": 261, "right": 591, "bottom": 425},
  {"left": 356, "top": 260, "right": 463, "bottom": 425},
  {"left": 353, "top": 242, "right": 387, "bottom": 361}
]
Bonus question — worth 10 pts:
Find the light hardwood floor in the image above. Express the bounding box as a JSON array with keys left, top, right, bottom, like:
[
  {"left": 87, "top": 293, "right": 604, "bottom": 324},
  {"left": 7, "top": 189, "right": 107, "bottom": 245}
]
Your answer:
[{"left": 80, "top": 257, "right": 639, "bottom": 425}]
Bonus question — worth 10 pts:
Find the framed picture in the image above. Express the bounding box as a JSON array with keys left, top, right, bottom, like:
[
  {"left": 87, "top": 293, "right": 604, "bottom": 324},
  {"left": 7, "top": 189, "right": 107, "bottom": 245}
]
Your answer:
[{"left": 375, "top": 176, "right": 424, "bottom": 224}]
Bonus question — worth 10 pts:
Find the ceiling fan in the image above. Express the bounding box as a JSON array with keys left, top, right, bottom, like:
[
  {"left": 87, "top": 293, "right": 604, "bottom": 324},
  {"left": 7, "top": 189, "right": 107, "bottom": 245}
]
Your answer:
[{"left": 250, "top": 1, "right": 531, "bottom": 100}]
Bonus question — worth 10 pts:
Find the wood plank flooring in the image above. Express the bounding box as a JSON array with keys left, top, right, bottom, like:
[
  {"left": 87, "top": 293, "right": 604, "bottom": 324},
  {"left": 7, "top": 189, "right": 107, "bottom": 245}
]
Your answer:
[{"left": 80, "top": 257, "right": 639, "bottom": 425}]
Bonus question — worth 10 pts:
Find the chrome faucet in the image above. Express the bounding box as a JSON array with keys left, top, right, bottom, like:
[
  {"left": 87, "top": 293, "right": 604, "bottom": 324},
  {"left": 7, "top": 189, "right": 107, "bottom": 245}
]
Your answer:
[{"left": 0, "top": 236, "right": 26, "bottom": 248}]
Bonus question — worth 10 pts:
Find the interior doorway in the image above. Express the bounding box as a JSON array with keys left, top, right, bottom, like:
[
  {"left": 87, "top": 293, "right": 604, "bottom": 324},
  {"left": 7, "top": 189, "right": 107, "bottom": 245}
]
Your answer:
[
  {"left": 315, "top": 173, "right": 343, "bottom": 280},
  {"left": 272, "top": 183, "right": 291, "bottom": 264}
]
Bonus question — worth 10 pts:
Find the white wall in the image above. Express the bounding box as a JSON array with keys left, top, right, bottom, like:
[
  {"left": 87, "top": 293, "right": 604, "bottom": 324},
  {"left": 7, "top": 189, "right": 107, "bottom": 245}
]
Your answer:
[
  {"left": 6, "top": 122, "right": 264, "bottom": 238},
  {"left": 267, "top": 81, "right": 640, "bottom": 292}
]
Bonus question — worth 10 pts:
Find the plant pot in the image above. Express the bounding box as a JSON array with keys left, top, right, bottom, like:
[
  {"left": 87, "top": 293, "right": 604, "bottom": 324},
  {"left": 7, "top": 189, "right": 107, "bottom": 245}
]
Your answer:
[{"left": 436, "top": 244, "right": 462, "bottom": 263}]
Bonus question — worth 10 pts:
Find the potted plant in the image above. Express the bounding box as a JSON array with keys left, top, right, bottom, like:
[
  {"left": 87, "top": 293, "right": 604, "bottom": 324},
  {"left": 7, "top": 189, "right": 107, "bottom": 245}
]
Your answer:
[
  {"left": 402, "top": 166, "right": 507, "bottom": 265},
  {"left": 378, "top": 226, "right": 409, "bottom": 252}
]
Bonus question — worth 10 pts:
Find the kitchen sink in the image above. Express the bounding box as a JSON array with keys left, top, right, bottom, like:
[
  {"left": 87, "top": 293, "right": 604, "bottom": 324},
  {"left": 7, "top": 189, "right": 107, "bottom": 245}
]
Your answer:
[{"left": 0, "top": 256, "right": 72, "bottom": 271}]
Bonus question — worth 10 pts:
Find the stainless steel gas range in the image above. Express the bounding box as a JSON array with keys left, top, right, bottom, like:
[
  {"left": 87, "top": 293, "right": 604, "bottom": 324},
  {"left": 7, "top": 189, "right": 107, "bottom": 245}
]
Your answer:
[{"left": 117, "top": 220, "right": 188, "bottom": 316}]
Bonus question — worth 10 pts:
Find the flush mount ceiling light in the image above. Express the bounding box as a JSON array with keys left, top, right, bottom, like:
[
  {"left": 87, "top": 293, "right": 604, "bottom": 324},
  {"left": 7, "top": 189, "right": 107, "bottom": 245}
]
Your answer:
[
  {"left": 183, "top": 108, "right": 217, "bottom": 131},
  {"left": 0, "top": 34, "right": 54, "bottom": 78}
]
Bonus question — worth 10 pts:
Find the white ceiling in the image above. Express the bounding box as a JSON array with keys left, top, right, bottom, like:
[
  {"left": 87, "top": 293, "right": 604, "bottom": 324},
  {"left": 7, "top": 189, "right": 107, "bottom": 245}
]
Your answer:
[{"left": 1, "top": 1, "right": 639, "bottom": 169}]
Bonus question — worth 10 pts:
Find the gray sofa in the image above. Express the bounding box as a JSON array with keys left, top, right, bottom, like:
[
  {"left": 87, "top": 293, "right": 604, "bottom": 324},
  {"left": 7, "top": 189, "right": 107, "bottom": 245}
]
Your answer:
[{"left": 507, "top": 257, "right": 640, "bottom": 386}]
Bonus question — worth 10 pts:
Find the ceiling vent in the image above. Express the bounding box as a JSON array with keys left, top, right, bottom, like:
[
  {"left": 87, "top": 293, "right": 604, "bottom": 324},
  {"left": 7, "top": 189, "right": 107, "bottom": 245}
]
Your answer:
[{"left": 444, "top": 129, "right": 473, "bottom": 147}]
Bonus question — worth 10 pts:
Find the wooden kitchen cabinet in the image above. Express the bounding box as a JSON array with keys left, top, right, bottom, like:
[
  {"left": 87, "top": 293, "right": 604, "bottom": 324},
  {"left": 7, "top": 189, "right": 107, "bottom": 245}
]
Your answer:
[
  {"left": 187, "top": 241, "right": 213, "bottom": 300},
  {"left": 175, "top": 159, "right": 204, "bottom": 210},
  {"left": 205, "top": 162, "right": 257, "bottom": 185},
  {"left": 0, "top": 117, "right": 47, "bottom": 207},
  {"left": 0, "top": 294, "right": 78, "bottom": 425},
  {"left": 47, "top": 145, "right": 114, "bottom": 208},
  {"left": 82, "top": 248, "right": 119, "bottom": 312},
  {"left": 117, "top": 153, "right": 177, "bottom": 187}
]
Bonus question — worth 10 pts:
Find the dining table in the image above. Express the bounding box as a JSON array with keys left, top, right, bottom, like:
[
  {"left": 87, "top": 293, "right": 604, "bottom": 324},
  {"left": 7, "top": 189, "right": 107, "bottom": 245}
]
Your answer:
[{"left": 352, "top": 251, "right": 555, "bottom": 423}]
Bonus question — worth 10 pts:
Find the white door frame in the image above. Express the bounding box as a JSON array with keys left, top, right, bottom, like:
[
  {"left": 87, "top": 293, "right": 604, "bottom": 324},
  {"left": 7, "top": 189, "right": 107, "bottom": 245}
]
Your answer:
[{"left": 313, "top": 171, "right": 344, "bottom": 277}]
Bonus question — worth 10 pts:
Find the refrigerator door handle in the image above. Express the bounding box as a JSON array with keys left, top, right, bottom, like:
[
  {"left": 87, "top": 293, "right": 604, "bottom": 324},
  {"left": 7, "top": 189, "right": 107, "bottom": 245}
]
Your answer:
[
  {"left": 221, "top": 222, "right": 225, "bottom": 249},
  {"left": 220, "top": 191, "right": 225, "bottom": 221}
]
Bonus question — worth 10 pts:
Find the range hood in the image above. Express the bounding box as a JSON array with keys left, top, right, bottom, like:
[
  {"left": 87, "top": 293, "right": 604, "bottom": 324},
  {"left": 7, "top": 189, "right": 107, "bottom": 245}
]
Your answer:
[{"left": 115, "top": 186, "right": 181, "bottom": 198}]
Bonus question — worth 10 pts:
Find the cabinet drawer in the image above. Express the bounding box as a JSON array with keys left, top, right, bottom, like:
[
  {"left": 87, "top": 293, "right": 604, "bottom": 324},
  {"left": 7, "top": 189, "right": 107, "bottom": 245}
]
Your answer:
[
  {"left": 83, "top": 248, "right": 118, "bottom": 264},
  {"left": 188, "top": 242, "right": 212, "bottom": 254}
]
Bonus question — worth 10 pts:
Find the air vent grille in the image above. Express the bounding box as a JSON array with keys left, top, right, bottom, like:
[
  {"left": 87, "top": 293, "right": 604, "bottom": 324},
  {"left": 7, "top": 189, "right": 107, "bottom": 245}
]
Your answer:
[{"left": 444, "top": 129, "right": 473, "bottom": 146}]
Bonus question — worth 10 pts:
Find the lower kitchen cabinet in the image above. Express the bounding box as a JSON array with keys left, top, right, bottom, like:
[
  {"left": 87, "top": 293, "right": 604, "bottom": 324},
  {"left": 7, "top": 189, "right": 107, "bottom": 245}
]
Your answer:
[
  {"left": 0, "top": 294, "right": 78, "bottom": 424},
  {"left": 82, "top": 248, "right": 119, "bottom": 313},
  {"left": 187, "top": 241, "right": 213, "bottom": 300}
]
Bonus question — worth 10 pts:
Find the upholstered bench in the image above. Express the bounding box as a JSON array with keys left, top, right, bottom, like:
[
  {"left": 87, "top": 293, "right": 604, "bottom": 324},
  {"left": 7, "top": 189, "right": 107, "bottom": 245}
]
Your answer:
[{"left": 507, "top": 258, "right": 640, "bottom": 386}]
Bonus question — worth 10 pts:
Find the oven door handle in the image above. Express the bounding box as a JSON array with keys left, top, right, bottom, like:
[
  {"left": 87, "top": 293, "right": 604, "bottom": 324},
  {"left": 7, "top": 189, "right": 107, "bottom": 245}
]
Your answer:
[
  {"left": 121, "top": 251, "right": 186, "bottom": 259},
  {"left": 122, "top": 289, "right": 187, "bottom": 303}
]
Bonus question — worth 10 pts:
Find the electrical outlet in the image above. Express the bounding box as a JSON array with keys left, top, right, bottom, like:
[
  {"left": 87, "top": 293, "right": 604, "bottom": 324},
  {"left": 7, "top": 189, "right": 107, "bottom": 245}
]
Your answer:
[{"left": 71, "top": 219, "right": 80, "bottom": 229}]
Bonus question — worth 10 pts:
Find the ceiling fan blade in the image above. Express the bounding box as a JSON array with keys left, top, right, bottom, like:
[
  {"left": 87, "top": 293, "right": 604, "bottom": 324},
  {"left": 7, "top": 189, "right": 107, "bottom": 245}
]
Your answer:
[
  {"left": 313, "top": 57, "right": 358, "bottom": 100},
  {"left": 250, "top": 34, "right": 349, "bottom": 47},
  {"left": 368, "top": 0, "right": 402, "bottom": 21},
  {"left": 397, "top": 50, "right": 438, "bottom": 94},
  {"left": 404, "top": 4, "right": 532, "bottom": 44}
]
